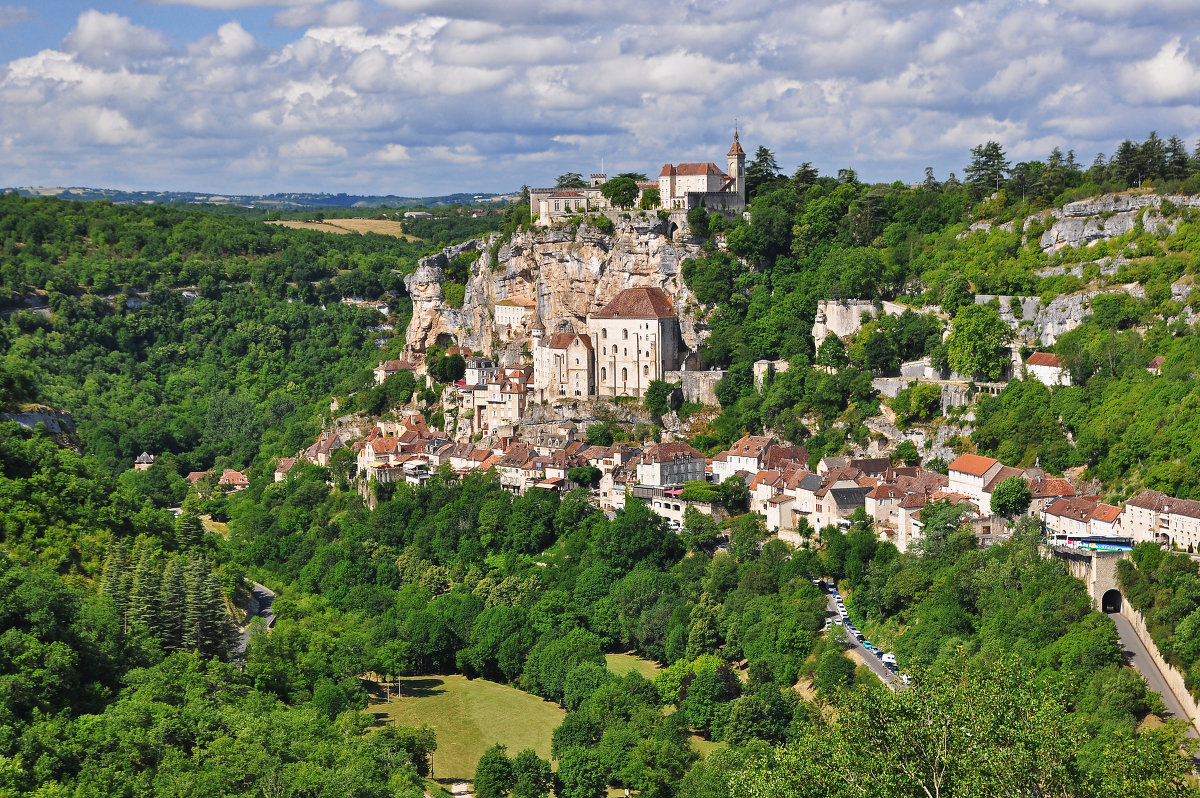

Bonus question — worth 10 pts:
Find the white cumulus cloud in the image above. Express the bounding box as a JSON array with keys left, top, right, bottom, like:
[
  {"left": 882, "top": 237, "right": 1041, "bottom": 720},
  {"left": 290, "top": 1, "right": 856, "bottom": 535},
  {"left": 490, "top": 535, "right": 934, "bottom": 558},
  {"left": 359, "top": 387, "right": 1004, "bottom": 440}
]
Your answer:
[
  {"left": 62, "top": 10, "right": 170, "bottom": 62},
  {"left": 280, "top": 134, "right": 348, "bottom": 159}
]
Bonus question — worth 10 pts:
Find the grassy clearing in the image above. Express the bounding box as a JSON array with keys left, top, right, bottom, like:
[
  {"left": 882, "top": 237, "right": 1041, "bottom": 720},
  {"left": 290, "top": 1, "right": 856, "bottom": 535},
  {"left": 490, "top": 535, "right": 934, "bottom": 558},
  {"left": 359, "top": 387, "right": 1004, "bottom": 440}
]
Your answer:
[
  {"left": 266, "top": 219, "right": 421, "bottom": 240},
  {"left": 689, "top": 735, "right": 727, "bottom": 759},
  {"left": 201, "top": 516, "right": 231, "bottom": 538},
  {"left": 604, "top": 653, "right": 662, "bottom": 680},
  {"left": 369, "top": 674, "right": 565, "bottom": 785}
]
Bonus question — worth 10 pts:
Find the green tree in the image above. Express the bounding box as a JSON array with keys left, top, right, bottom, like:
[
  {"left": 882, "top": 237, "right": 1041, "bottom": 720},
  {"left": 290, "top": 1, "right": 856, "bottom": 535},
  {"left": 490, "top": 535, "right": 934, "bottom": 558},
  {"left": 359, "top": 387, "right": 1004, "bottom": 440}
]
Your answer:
[
  {"left": 475, "top": 744, "right": 515, "bottom": 798},
  {"left": 965, "top": 140, "right": 1011, "bottom": 198},
  {"left": 816, "top": 334, "right": 848, "bottom": 368},
  {"left": 745, "top": 146, "right": 781, "bottom": 201},
  {"left": 893, "top": 440, "right": 920, "bottom": 466},
  {"left": 945, "top": 304, "right": 1012, "bottom": 380},
  {"left": 644, "top": 379, "right": 674, "bottom": 416},
  {"left": 687, "top": 205, "right": 710, "bottom": 238},
  {"left": 585, "top": 424, "right": 614, "bottom": 447},
  {"left": 556, "top": 173, "right": 587, "bottom": 188},
  {"left": 512, "top": 749, "right": 553, "bottom": 798},
  {"left": 681, "top": 507, "right": 720, "bottom": 552},
  {"left": 556, "top": 748, "right": 606, "bottom": 798},
  {"left": 863, "top": 330, "right": 898, "bottom": 373},
  {"left": 640, "top": 187, "right": 661, "bottom": 210},
  {"left": 601, "top": 177, "right": 639, "bottom": 210},
  {"left": 990, "top": 475, "right": 1032, "bottom": 518}
]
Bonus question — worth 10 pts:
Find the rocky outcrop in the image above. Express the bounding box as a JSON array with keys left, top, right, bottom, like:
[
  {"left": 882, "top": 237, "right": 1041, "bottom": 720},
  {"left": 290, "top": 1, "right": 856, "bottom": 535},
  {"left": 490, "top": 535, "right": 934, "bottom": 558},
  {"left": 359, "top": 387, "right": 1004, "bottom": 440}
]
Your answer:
[
  {"left": 1039, "top": 193, "right": 1200, "bottom": 252},
  {"left": 404, "top": 218, "right": 707, "bottom": 359}
]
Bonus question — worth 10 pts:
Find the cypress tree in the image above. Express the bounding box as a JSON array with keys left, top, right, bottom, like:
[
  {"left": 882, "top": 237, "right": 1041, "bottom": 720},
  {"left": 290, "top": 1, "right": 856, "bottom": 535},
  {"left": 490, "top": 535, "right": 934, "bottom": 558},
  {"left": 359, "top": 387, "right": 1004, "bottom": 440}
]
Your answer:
[
  {"left": 182, "top": 555, "right": 205, "bottom": 651},
  {"left": 129, "top": 548, "right": 162, "bottom": 633},
  {"left": 159, "top": 555, "right": 187, "bottom": 651},
  {"left": 99, "top": 540, "right": 130, "bottom": 627}
]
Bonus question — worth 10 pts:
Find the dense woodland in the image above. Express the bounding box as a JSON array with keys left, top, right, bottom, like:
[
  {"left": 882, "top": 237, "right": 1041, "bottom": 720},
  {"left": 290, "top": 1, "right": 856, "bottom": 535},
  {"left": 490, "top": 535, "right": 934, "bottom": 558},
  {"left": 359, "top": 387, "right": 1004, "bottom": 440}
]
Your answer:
[{"left": 4, "top": 137, "right": 1200, "bottom": 796}]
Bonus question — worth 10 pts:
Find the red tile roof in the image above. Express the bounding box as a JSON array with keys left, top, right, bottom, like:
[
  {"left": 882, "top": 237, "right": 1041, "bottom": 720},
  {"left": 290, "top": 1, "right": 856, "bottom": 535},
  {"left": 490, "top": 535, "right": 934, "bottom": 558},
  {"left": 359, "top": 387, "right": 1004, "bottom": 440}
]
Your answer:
[
  {"left": 218, "top": 468, "right": 249, "bottom": 486},
  {"left": 1026, "top": 352, "right": 1062, "bottom": 367},
  {"left": 1091, "top": 504, "right": 1122, "bottom": 524},
  {"left": 949, "top": 453, "right": 1000, "bottom": 477},
  {"left": 591, "top": 287, "right": 676, "bottom": 319},
  {"left": 658, "top": 162, "right": 728, "bottom": 178},
  {"left": 546, "top": 332, "right": 593, "bottom": 350},
  {"left": 727, "top": 434, "right": 773, "bottom": 458},
  {"left": 636, "top": 442, "right": 704, "bottom": 464}
]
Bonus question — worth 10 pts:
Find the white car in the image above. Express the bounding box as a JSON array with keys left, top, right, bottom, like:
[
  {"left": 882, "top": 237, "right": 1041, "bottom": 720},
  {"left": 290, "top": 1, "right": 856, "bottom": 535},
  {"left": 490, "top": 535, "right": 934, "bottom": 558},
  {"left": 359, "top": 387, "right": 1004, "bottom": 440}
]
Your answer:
[{"left": 881, "top": 653, "right": 897, "bottom": 666}]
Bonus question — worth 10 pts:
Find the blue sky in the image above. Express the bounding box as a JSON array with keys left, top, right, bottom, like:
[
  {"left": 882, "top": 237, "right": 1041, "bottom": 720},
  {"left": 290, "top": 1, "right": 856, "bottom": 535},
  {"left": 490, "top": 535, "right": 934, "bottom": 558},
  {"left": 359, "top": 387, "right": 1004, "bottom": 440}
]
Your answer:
[{"left": 3, "top": 1, "right": 1200, "bottom": 195}]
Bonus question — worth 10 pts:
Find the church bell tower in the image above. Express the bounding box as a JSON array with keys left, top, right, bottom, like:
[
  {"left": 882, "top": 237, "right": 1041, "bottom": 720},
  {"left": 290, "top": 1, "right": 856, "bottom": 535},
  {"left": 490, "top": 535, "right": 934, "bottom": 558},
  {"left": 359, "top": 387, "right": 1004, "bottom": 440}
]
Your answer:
[{"left": 727, "top": 129, "right": 746, "bottom": 206}]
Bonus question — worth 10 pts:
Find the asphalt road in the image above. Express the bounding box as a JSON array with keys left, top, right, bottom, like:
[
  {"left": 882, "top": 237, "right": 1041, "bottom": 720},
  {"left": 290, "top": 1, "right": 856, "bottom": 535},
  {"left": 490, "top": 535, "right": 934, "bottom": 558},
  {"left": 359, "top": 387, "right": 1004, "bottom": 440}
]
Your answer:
[
  {"left": 236, "top": 582, "right": 276, "bottom": 657},
  {"left": 825, "top": 589, "right": 899, "bottom": 689},
  {"left": 1108, "top": 610, "right": 1199, "bottom": 738}
]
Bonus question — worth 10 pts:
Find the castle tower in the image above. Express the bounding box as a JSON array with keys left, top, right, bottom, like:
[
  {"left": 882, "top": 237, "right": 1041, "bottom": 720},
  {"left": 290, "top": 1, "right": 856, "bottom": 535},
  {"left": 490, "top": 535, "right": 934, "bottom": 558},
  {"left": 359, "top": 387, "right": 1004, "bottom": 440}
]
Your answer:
[{"left": 727, "top": 129, "right": 746, "bottom": 205}]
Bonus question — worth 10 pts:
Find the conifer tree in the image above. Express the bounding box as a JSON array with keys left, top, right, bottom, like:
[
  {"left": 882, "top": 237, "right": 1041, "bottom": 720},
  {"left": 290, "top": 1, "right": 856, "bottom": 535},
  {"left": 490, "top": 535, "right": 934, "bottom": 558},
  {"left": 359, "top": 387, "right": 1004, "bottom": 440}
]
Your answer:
[
  {"left": 129, "top": 548, "right": 162, "bottom": 633},
  {"left": 175, "top": 494, "right": 204, "bottom": 549},
  {"left": 159, "top": 555, "right": 187, "bottom": 651},
  {"left": 99, "top": 540, "right": 130, "bottom": 627},
  {"left": 182, "top": 555, "right": 205, "bottom": 651}
]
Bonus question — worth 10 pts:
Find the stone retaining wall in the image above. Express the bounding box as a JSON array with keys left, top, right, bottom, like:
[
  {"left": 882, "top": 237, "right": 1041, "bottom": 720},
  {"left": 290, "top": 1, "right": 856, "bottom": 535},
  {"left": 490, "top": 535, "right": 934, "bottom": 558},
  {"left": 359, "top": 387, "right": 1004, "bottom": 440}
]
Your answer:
[{"left": 1119, "top": 600, "right": 1200, "bottom": 736}]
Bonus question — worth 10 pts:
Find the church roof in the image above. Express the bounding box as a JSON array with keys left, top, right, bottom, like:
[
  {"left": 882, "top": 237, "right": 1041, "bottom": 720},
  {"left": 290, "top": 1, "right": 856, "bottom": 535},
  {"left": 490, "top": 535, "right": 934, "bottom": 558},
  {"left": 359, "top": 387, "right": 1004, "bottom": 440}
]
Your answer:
[
  {"left": 658, "top": 162, "right": 728, "bottom": 178},
  {"left": 727, "top": 131, "right": 745, "bottom": 158},
  {"left": 591, "top": 287, "right": 676, "bottom": 319},
  {"left": 547, "top": 332, "right": 593, "bottom": 350}
]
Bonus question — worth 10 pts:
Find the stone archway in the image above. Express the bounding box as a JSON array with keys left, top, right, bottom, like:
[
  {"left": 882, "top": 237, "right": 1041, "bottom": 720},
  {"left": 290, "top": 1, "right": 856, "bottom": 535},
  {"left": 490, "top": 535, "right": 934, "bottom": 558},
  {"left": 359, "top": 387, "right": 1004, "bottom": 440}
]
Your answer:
[{"left": 1102, "top": 588, "right": 1122, "bottom": 613}]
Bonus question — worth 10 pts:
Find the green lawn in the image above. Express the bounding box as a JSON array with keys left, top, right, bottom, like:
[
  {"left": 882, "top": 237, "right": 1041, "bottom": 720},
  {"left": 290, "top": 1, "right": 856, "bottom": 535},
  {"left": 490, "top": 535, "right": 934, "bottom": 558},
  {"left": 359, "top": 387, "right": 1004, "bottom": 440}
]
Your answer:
[
  {"left": 604, "top": 652, "right": 662, "bottom": 680},
  {"left": 370, "top": 675, "right": 565, "bottom": 785}
]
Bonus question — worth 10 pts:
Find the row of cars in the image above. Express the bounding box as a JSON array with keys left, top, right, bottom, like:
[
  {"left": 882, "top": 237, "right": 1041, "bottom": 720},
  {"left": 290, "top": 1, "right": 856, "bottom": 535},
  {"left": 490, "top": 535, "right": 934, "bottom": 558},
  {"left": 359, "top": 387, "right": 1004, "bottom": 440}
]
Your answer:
[{"left": 815, "top": 578, "right": 901, "bottom": 678}]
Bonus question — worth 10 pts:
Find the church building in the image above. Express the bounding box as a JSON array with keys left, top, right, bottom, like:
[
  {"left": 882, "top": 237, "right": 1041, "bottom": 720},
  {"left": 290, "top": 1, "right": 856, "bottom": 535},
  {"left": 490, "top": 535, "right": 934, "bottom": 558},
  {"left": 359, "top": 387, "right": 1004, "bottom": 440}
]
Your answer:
[
  {"left": 587, "top": 287, "right": 682, "bottom": 398},
  {"left": 530, "top": 286, "right": 683, "bottom": 401}
]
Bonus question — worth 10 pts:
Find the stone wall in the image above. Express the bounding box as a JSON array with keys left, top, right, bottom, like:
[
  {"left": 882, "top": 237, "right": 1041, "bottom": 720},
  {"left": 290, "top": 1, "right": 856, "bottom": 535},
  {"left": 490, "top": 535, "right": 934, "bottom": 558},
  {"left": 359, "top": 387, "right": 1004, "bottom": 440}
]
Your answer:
[
  {"left": 1119, "top": 600, "right": 1200, "bottom": 736},
  {"left": 665, "top": 369, "right": 726, "bottom": 405}
]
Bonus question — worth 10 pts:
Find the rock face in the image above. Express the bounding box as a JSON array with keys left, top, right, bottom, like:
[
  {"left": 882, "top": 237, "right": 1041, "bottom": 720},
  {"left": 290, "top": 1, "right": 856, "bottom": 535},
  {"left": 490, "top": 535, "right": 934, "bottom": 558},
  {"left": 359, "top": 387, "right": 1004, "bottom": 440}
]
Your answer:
[
  {"left": 404, "top": 218, "right": 707, "bottom": 360},
  {"left": 1038, "top": 193, "right": 1200, "bottom": 252}
]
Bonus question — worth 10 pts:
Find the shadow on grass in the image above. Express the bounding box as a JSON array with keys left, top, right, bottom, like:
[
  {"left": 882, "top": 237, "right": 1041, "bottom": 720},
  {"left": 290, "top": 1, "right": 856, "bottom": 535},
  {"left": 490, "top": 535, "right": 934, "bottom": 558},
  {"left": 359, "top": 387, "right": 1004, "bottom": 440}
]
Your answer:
[{"left": 399, "top": 677, "right": 447, "bottom": 698}]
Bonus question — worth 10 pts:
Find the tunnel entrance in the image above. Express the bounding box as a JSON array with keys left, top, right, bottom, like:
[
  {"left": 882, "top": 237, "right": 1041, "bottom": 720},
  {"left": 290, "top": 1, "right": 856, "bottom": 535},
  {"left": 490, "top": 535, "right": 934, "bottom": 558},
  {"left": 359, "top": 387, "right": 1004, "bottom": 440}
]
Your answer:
[{"left": 1102, "top": 588, "right": 1122, "bottom": 613}]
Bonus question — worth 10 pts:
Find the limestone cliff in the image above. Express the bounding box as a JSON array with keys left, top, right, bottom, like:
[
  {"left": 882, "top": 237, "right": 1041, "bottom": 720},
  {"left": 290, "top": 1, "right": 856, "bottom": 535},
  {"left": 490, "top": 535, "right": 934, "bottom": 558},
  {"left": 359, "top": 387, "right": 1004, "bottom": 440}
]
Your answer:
[
  {"left": 967, "top": 191, "right": 1200, "bottom": 252},
  {"left": 404, "top": 218, "right": 707, "bottom": 361}
]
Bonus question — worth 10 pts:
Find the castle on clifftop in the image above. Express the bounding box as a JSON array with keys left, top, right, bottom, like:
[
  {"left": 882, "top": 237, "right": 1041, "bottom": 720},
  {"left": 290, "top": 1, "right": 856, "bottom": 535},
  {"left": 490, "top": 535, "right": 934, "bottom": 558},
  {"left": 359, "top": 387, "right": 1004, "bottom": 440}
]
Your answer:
[{"left": 529, "top": 132, "right": 747, "bottom": 224}]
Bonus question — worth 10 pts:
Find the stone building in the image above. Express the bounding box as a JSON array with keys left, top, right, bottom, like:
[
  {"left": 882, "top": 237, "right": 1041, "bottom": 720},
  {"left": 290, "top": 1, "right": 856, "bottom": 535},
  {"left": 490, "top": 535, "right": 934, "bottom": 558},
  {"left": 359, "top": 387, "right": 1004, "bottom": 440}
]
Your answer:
[
  {"left": 494, "top": 297, "right": 537, "bottom": 328},
  {"left": 657, "top": 132, "right": 745, "bottom": 212},
  {"left": 532, "top": 329, "right": 595, "bottom": 400},
  {"left": 588, "top": 287, "right": 682, "bottom": 398},
  {"left": 529, "top": 132, "right": 746, "bottom": 224}
]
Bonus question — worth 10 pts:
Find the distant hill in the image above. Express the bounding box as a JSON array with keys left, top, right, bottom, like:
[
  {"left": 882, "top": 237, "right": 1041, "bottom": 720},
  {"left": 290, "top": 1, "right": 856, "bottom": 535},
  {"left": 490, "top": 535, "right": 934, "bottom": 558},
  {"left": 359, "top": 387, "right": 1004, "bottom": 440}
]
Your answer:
[{"left": 2, "top": 185, "right": 520, "bottom": 209}]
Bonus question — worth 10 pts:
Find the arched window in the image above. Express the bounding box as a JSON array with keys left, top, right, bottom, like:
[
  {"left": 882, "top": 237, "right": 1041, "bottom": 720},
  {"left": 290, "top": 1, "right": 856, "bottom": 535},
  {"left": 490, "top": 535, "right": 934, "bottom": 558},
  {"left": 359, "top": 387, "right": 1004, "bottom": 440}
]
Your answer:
[
  {"left": 623, "top": 348, "right": 627, "bottom": 356},
  {"left": 622, "top": 329, "right": 628, "bottom": 340},
  {"left": 643, "top": 365, "right": 649, "bottom": 377},
  {"left": 621, "top": 368, "right": 628, "bottom": 382},
  {"left": 602, "top": 329, "right": 607, "bottom": 339},
  {"left": 601, "top": 367, "right": 607, "bottom": 381}
]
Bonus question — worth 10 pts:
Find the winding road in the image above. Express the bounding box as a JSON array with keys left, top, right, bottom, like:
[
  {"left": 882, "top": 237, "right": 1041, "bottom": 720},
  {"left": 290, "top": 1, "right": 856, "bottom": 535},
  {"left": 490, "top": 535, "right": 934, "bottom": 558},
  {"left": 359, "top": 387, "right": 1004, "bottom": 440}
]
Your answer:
[{"left": 236, "top": 582, "right": 277, "bottom": 657}]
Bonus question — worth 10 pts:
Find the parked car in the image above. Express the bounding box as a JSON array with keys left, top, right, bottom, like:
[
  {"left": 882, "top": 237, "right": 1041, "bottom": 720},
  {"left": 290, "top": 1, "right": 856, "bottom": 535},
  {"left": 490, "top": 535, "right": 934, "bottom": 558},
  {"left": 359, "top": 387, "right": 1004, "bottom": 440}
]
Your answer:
[{"left": 881, "top": 653, "right": 897, "bottom": 666}]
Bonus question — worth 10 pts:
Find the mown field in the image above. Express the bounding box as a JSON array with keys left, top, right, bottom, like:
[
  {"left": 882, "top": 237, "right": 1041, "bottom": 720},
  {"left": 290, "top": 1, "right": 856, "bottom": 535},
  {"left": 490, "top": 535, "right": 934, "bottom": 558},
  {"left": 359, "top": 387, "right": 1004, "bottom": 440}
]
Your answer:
[
  {"left": 371, "top": 675, "right": 566, "bottom": 784},
  {"left": 266, "top": 218, "right": 419, "bottom": 239}
]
